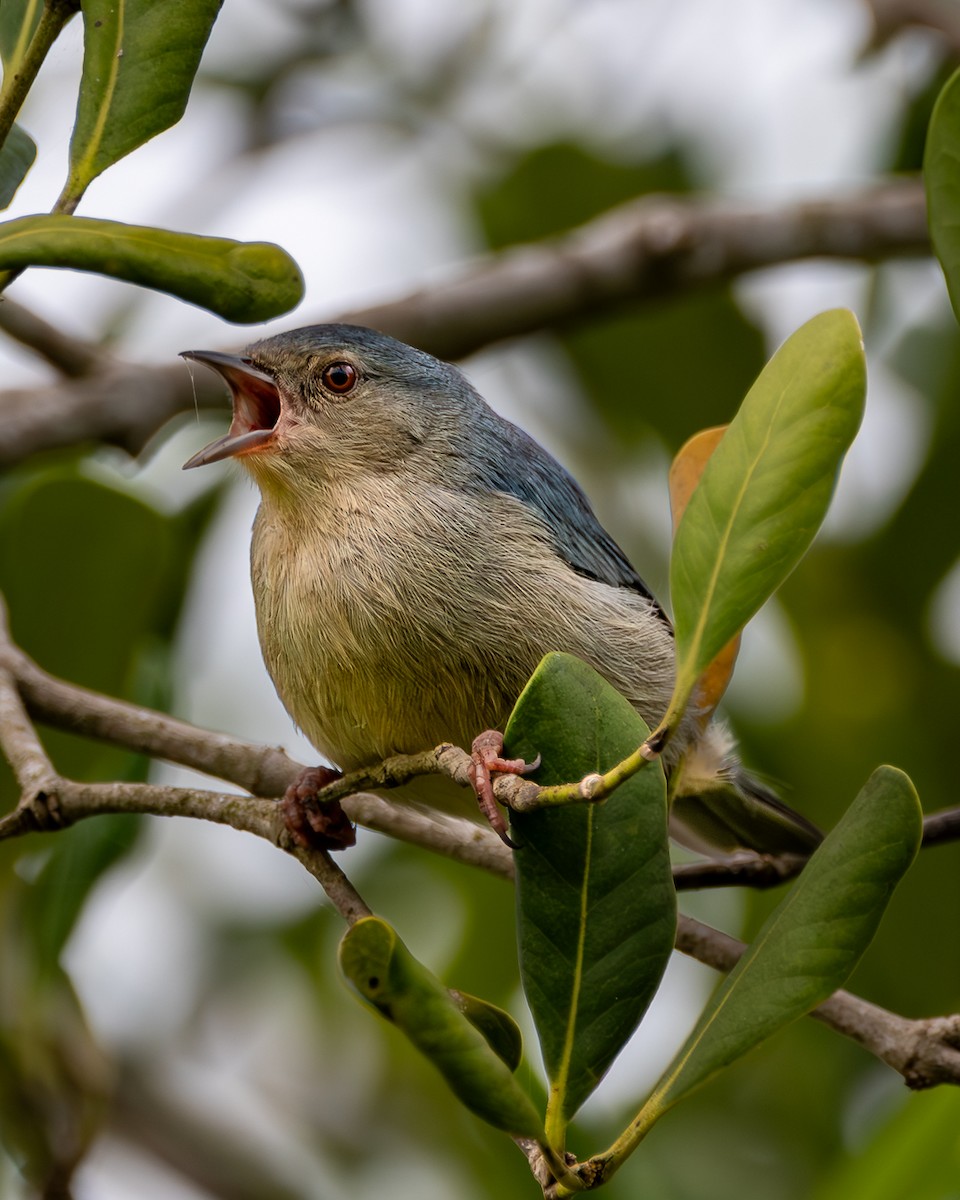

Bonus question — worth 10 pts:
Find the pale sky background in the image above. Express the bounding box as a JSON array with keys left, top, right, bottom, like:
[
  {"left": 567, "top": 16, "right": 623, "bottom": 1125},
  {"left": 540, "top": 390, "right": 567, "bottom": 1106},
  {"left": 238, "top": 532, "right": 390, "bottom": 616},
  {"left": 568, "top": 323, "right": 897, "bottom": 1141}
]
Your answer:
[{"left": 1, "top": 2, "right": 951, "bottom": 1195}]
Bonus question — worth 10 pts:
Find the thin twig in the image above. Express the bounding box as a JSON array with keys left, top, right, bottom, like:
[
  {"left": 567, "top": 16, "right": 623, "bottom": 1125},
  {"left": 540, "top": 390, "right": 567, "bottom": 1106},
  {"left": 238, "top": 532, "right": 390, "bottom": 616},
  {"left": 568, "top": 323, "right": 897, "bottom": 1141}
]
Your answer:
[
  {"left": 0, "top": 665, "right": 55, "bottom": 800},
  {"left": 922, "top": 806, "right": 960, "bottom": 846},
  {"left": 672, "top": 851, "right": 807, "bottom": 890}
]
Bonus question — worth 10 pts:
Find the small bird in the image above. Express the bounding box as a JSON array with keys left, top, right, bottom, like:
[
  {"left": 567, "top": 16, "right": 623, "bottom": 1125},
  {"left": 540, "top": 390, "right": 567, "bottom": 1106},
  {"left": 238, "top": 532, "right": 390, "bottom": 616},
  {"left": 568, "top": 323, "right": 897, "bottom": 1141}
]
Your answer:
[{"left": 182, "top": 324, "right": 820, "bottom": 856}]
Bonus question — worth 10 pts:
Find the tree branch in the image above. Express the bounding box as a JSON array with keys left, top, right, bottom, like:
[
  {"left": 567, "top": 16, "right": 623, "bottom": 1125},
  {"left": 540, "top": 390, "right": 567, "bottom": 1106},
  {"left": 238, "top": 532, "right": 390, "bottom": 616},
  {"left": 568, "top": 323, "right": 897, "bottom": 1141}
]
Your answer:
[
  {"left": 0, "top": 296, "right": 104, "bottom": 376},
  {"left": 2, "top": 622, "right": 957, "bottom": 877},
  {"left": 0, "top": 179, "right": 929, "bottom": 467},
  {"left": 340, "top": 178, "right": 928, "bottom": 361},
  {"left": 2, "top": 610, "right": 958, "bottom": 1090},
  {"left": 865, "top": 0, "right": 960, "bottom": 55}
]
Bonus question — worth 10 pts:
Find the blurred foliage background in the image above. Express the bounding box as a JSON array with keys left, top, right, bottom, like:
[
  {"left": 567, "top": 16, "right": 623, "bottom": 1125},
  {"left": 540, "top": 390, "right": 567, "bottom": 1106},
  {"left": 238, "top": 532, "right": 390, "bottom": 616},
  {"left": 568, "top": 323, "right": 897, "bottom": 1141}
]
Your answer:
[{"left": 0, "top": 0, "right": 959, "bottom": 1197}]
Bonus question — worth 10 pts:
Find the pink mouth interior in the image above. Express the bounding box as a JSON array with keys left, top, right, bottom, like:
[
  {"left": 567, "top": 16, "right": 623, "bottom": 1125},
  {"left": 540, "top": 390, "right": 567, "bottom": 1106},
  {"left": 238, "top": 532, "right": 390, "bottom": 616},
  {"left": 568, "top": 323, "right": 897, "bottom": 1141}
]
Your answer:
[
  {"left": 182, "top": 357, "right": 284, "bottom": 469},
  {"left": 228, "top": 365, "right": 282, "bottom": 439}
]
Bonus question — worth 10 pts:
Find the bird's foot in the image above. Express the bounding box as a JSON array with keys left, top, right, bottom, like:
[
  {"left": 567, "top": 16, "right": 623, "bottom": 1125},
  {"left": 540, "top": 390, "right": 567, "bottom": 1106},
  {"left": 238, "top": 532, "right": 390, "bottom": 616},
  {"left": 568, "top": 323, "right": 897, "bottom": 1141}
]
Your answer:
[
  {"left": 282, "top": 765, "right": 356, "bottom": 851},
  {"left": 467, "top": 729, "right": 540, "bottom": 847}
]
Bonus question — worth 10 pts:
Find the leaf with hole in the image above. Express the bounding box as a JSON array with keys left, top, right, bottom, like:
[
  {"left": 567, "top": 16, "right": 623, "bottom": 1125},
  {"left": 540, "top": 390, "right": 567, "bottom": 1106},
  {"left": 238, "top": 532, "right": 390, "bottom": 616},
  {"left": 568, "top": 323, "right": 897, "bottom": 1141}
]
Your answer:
[{"left": 339, "top": 917, "right": 543, "bottom": 1139}]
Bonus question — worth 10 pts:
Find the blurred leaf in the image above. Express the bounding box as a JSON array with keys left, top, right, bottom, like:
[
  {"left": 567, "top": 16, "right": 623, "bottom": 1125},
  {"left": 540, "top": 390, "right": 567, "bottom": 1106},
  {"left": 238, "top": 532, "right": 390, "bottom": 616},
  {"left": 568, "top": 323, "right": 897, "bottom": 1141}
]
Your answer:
[
  {"left": 633, "top": 766, "right": 921, "bottom": 1135},
  {"left": 0, "top": 124, "right": 35, "bottom": 209},
  {"left": 477, "top": 143, "right": 692, "bottom": 248},
  {"left": 64, "top": 0, "right": 223, "bottom": 201},
  {"left": 0, "top": 973, "right": 109, "bottom": 1193},
  {"left": 0, "top": 467, "right": 173, "bottom": 785},
  {"left": 22, "top": 817, "right": 140, "bottom": 982},
  {"left": 669, "top": 309, "right": 866, "bottom": 722},
  {"left": 564, "top": 302, "right": 767, "bottom": 447},
  {"left": 504, "top": 653, "right": 675, "bottom": 1132},
  {"left": 812, "top": 1088, "right": 960, "bottom": 1200},
  {"left": 475, "top": 143, "right": 767, "bottom": 444},
  {"left": 887, "top": 59, "right": 955, "bottom": 174},
  {"left": 0, "top": 0, "right": 43, "bottom": 72},
  {"left": 159, "top": 478, "right": 226, "bottom": 638},
  {"left": 925, "top": 66, "right": 960, "bottom": 331},
  {"left": 449, "top": 990, "right": 523, "bottom": 1073},
  {"left": 0, "top": 468, "right": 172, "bottom": 697},
  {"left": 339, "top": 916, "right": 544, "bottom": 1139},
  {"left": 0, "top": 215, "right": 303, "bottom": 322}
]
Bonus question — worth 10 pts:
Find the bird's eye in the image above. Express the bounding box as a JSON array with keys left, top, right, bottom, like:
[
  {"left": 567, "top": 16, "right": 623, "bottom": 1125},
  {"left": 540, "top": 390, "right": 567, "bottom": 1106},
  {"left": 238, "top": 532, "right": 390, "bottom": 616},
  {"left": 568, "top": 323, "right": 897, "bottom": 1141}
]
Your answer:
[{"left": 321, "top": 361, "right": 358, "bottom": 394}]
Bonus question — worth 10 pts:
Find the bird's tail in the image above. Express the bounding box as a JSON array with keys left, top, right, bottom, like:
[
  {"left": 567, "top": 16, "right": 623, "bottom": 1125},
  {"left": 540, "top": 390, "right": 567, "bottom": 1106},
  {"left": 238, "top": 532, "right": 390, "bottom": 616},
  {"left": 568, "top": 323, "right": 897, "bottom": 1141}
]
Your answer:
[{"left": 668, "top": 723, "right": 822, "bottom": 857}]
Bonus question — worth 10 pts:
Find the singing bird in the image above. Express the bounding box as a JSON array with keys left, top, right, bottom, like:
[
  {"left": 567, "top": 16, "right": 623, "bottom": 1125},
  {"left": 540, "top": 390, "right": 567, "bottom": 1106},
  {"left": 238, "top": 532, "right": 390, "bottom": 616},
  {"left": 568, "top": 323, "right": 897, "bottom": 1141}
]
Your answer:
[{"left": 183, "top": 324, "right": 820, "bottom": 855}]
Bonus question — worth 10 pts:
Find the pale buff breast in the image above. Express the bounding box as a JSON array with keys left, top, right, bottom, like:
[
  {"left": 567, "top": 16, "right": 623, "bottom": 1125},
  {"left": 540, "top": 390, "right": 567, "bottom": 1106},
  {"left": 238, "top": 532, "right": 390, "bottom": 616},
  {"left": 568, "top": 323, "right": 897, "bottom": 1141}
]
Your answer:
[{"left": 249, "top": 474, "right": 687, "bottom": 775}]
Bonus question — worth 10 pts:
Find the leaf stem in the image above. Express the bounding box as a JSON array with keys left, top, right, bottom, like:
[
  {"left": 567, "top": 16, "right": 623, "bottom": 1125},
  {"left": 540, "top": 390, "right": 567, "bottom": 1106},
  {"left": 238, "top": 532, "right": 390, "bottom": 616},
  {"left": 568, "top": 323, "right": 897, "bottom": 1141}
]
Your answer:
[{"left": 530, "top": 744, "right": 653, "bottom": 808}]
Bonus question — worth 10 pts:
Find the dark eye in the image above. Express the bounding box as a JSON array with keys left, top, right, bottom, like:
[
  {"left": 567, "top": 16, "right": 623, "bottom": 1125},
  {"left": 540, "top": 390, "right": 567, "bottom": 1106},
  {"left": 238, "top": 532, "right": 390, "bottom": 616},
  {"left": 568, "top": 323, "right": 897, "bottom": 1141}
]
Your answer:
[{"left": 321, "top": 361, "right": 358, "bottom": 394}]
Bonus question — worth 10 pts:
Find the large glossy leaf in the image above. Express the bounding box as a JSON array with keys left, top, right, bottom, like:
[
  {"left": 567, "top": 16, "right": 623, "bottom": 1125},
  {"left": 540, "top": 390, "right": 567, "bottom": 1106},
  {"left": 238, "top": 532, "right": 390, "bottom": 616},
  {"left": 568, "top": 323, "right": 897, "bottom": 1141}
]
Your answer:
[
  {"left": 0, "top": 124, "right": 35, "bottom": 209},
  {"left": 667, "top": 309, "right": 865, "bottom": 729},
  {"left": 925, "top": 66, "right": 960, "bottom": 327},
  {"left": 339, "top": 916, "right": 544, "bottom": 1139},
  {"left": 64, "top": 0, "right": 222, "bottom": 201},
  {"left": 0, "top": 215, "right": 303, "bottom": 322},
  {"left": 504, "top": 653, "right": 675, "bottom": 1138},
  {"left": 623, "top": 766, "right": 921, "bottom": 1147}
]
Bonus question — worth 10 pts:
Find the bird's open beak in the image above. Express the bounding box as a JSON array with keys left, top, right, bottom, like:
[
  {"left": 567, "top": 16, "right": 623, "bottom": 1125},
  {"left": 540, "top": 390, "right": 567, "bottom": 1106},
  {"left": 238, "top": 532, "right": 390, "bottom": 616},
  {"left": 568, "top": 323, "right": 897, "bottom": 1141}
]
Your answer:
[{"left": 181, "top": 350, "right": 282, "bottom": 469}]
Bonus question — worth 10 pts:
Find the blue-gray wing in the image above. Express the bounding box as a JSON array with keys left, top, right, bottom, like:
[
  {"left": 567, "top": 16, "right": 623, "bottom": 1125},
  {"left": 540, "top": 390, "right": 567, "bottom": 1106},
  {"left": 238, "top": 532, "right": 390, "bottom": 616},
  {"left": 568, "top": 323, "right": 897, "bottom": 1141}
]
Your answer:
[{"left": 475, "top": 417, "right": 671, "bottom": 627}]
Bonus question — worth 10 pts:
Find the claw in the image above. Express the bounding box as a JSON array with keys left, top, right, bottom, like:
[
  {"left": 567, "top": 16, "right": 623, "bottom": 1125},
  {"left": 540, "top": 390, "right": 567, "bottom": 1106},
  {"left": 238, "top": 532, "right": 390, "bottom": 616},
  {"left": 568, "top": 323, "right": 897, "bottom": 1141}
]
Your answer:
[
  {"left": 281, "top": 765, "right": 356, "bottom": 851},
  {"left": 468, "top": 730, "right": 539, "bottom": 847}
]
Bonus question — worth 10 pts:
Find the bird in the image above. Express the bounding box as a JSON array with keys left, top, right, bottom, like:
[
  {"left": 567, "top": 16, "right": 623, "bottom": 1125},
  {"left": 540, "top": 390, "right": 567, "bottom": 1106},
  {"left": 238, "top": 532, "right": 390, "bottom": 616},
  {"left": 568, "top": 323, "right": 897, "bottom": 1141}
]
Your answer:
[{"left": 182, "top": 323, "right": 821, "bottom": 857}]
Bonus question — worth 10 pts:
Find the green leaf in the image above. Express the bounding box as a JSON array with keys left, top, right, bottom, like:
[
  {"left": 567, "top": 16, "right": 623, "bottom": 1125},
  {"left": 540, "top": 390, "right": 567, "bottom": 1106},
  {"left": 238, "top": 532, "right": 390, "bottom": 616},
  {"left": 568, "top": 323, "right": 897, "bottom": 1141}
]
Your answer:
[
  {"left": 0, "top": 215, "right": 303, "bottom": 322},
  {"left": 449, "top": 989, "right": 524, "bottom": 1073},
  {"left": 0, "top": 466, "right": 173, "bottom": 786},
  {"left": 21, "top": 817, "right": 141, "bottom": 983},
  {"left": 925, "top": 66, "right": 960, "bottom": 328},
  {"left": 475, "top": 143, "right": 767, "bottom": 446},
  {"left": 635, "top": 766, "right": 921, "bottom": 1135},
  {"left": 811, "top": 1087, "right": 960, "bottom": 1200},
  {"left": 669, "top": 309, "right": 866, "bottom": 716},
  {"left": 0, "top": 0, "right": 43, "bottom": 73},
  {"left": 0, "top": 124, "right": 35, "bottom": 209},
  {"left": 339, "top": 917, "right": 544, "bottom": 1139},
  {"left": 504, "top": 653, "right": 675, "bottom": 1136},
  {"left": 64, "top": 0, "right": 222, "bottom": 201}
]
